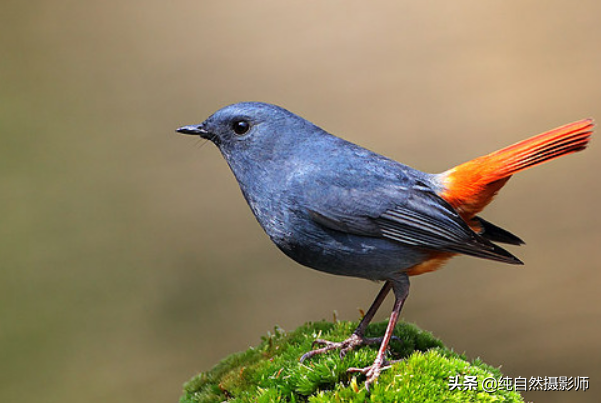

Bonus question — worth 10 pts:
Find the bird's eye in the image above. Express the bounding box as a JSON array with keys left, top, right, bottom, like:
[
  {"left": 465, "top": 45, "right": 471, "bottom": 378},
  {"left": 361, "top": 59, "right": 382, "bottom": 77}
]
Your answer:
[{"left": 232, "top": 120, "right": 251, "bottom": 135}]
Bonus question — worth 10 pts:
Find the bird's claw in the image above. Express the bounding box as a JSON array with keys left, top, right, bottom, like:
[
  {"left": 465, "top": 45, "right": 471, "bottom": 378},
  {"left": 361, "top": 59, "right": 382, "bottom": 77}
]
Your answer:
[
  {"left": 348, "top": 358, "right": 400, "bottom": 391},
  {"left": 301, "top": 333, "right": 402, "bottom": 362},
  {"left": 300, "top": 333, "right": 383, "bottom": 362},
  {"left": 300, "top": 334, "right": 359, "bottom": 362}
]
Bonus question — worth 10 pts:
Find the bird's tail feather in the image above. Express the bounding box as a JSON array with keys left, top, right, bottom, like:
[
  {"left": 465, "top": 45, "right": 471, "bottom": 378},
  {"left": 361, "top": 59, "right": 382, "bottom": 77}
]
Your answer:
[{"left": 439, "top": 119, "right": 594, "bottom": 218}]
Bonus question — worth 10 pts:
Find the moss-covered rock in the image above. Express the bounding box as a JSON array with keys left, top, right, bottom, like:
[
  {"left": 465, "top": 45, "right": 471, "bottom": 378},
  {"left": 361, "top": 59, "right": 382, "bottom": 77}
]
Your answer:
[{"left": 181, "top": 320, "right": 524, "bottom": 403}]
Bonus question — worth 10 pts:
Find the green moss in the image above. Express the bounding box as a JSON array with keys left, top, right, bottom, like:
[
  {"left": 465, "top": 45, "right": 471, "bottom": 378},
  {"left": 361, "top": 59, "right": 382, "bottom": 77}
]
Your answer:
[{"left": 181, "top": 320, "right": 524, "bottom": 403}]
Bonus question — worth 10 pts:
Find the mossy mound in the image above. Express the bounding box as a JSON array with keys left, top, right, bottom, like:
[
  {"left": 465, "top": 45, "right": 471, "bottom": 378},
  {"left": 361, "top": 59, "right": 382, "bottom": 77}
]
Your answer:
[{"left": 181, "top": 320, "right": 524, "bottom": 403}]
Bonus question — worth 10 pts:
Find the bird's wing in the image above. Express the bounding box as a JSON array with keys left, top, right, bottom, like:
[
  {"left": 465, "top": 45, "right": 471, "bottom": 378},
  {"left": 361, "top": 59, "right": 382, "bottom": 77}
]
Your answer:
[{"left": 305, "top": 179, "right": 522, "bottom": 264}]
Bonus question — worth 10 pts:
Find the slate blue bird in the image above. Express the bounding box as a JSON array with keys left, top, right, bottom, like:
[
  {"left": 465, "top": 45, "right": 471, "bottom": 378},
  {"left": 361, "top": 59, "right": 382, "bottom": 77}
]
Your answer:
[{"left": 176, "top": 102, "right": 593, "bottom": 389}]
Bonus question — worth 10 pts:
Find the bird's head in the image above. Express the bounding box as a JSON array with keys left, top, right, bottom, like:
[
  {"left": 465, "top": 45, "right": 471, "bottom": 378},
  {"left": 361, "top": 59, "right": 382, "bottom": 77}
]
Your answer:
[{"left": 176, "top": 102, "right": 318, "bottom": 159}]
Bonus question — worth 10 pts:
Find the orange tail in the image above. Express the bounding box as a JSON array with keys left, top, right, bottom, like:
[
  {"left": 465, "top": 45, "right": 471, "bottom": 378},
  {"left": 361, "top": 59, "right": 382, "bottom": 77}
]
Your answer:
[{"left": 439, "top": 119, "right": 594, "bottom": 218}]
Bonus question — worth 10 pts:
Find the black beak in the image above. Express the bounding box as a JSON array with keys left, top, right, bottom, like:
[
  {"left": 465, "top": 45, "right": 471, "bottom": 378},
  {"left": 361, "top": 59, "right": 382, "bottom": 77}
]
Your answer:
[{"left": 176, "top": 125, "right": 210, "bottom": 138}]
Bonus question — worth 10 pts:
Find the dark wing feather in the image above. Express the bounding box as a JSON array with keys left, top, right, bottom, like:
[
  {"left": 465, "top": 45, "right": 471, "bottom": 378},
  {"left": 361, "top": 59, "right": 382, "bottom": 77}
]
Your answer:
[
  {"left": 375, "top": 181, "right": 522, "bottom": 264},
  {"left": 306, "top": 179, "right": 522, "bottom": 265}
]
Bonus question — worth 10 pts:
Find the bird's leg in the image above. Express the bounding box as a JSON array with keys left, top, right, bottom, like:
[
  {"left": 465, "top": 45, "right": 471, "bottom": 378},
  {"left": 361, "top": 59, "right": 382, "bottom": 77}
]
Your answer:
[
  {"left": 300, "top": 281, "right": 392, "bottom": 363},
  {"left": 348, "top": 275, "right": 409, "bottom": 390}
]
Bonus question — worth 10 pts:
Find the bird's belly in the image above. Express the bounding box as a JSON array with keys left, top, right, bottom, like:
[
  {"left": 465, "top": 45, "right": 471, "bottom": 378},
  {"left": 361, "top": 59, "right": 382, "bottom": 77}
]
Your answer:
[{"left": 275, "top": 230, "right": 428, "bottom": 281}]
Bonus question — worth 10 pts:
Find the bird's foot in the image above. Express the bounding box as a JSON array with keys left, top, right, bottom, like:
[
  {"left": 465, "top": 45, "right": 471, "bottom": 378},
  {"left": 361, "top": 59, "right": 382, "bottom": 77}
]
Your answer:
[
  {"left": 300, "top": 333, "right": 389, "bottom": 363},
  {"left": 300, "top": 333, "right": 399, "bottom": 363},
  {"left": 348, "top": 357, "right": 401, "bottom": 391}
]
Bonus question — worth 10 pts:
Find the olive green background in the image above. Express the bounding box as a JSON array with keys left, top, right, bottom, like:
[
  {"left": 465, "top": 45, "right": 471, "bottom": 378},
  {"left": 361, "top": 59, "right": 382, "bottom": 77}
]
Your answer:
[{"left": 1, "top": 2, "right": 600, "bottom": 403}]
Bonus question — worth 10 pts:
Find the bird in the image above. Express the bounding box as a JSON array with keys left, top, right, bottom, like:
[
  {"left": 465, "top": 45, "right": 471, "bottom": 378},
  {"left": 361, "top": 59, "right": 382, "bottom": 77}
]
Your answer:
[{"left": 176, "top": 102, "right": 593, "bottom": 389}]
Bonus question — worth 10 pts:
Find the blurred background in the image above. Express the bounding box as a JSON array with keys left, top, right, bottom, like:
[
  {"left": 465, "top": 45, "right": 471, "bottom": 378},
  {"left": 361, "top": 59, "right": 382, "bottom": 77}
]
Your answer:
[{"left": 1, "top": 1, "right": 600, "bottom": 402}]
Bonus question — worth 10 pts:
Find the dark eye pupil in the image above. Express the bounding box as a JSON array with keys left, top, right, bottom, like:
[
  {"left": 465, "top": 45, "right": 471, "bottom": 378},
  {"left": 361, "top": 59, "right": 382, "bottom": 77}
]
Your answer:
[{"left": 233, "top": 120, "right": 250, "bottom": 135}]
